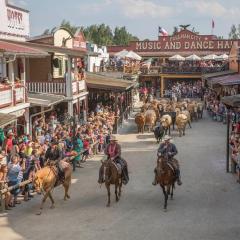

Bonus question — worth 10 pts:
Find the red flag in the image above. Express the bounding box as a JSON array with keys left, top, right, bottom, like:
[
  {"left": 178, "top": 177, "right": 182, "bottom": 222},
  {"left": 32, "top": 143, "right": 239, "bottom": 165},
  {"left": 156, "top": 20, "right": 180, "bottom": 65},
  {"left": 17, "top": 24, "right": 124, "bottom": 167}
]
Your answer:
[{"left": 212, "top": 19, "right": 215, "bottom": 29}]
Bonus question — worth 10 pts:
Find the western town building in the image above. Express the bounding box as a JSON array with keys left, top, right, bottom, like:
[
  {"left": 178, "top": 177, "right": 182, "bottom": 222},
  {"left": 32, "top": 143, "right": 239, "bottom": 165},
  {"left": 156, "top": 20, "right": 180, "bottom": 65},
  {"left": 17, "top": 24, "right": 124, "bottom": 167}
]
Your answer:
[{"left": 108, "top": 29, "right": 240, "bottom": 97}]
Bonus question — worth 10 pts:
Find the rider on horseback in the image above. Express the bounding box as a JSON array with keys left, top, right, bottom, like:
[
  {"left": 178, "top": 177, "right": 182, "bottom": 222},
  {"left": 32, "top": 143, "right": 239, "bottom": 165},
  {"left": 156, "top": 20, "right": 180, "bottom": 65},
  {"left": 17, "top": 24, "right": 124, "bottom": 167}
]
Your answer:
[
  {"left": 45, "top": 140, "right": 65, "bottom": 183},
  {"left": 152, "top": 135, "right": 182, "bottom": 186},
  {"left": 99, "top": 135, "right": 129, "bottom": 185}
]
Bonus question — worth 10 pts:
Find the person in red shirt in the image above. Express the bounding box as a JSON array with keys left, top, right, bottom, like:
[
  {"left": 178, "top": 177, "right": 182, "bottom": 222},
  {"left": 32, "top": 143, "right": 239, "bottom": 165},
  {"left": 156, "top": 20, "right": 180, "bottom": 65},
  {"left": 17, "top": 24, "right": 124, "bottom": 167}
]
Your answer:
[
  {"left": 82, "top": 137, "right": 90, "bottom": 162},
  {"left": 235, "top": 121, "right": 240, "bottom": 134},
  {"left": 5, "top": 132, "right": 14, "bottom": 155}
]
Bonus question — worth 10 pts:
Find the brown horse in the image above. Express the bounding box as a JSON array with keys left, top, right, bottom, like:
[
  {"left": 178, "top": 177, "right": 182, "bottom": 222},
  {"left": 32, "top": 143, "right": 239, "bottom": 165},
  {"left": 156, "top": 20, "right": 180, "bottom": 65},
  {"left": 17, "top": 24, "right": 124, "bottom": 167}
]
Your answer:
[
  {"left": 99, "top": 159, "right": 123, "bottom": 207},
  {"left": 33, "top": 162, "right": 72, "bottom": 215},
  {"left": 156, "top": 156, "right": 177, "bottom": 211}
]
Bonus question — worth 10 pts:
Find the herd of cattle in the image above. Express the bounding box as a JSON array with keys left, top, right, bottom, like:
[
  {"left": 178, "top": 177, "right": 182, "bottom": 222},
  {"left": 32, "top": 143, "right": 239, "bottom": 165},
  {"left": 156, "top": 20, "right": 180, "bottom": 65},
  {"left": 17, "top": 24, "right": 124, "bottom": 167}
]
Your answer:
[{"left": 135, "top": 98, "right": 204, "bottom": 141}]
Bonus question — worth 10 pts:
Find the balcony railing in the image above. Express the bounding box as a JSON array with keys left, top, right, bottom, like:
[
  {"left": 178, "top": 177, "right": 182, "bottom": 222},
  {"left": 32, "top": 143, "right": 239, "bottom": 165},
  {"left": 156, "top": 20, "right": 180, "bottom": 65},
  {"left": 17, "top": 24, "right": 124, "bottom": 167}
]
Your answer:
[
  {"left": 140, "top": 66, "right": 161, "bottom": 75},
  {"left": 161, "top": 66, "right": 228, "bottom": 74},
  {"left": 0, "top": 83, "right": 25, "bottom": 109},
  {"left": 139, "top": 65, "right": 229, "bottom": 75},
  {"left": 27, "top": 80, "right": 87, "bottom": 96}
]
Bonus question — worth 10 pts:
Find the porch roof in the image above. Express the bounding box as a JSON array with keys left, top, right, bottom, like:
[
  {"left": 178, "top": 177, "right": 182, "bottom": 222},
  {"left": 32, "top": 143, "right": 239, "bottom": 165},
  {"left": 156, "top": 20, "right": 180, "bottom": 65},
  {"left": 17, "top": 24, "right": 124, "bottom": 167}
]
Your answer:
[
  {"left": 222, "top": 94, "right": 240, "bottom": 107},
  {"left": 0, "top": 113, "right": 17, "bottom": 128},
  {"left": 202, "top": 70, "right": 236, "bottom": 79},
  {"left": 210, "top": 74, "right": 240, "bottom": 86},
  {"left": 28, "top": 93, "right": 65, "bottom": 107},
  {"left": 0, "top": 40, "right": 98, "bottom": 57},
  {"left": 86, "top": 73, "right": 136, "bottom": 92},
  {"left": 0, "top": 40, "right": 48, "bottom": 57}
]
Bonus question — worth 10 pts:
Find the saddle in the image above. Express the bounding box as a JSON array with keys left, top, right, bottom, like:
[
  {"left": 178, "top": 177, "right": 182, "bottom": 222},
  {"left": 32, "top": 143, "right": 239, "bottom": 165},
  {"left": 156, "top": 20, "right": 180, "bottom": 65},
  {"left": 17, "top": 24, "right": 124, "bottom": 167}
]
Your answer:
[{"left": 48, "top": 162, "right": 65, "bottom": 187}]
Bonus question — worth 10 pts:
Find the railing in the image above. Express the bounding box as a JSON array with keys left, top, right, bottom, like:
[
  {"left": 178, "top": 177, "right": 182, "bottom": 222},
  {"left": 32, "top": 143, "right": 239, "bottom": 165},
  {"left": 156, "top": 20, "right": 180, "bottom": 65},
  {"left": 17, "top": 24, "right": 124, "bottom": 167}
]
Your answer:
[
  {"left": 139, "top": 65, "right": 229, "bottom": 75},
  {"left": 27, "top": 80, "right": 87, "bottom": 96},
  {"left": 27, "top": 82, "right": 66, "bottom": 95},
  {"left": 161, "top": 66, "right": 228, "bottom": 74},
  {"left": 140, "top": 66, "right": 161, "bottom": 75},
  {"left": 0, "top": 83, "right": 25, "bottom": 109},
  {"left": 72, "top": 80, "right": 87, "bottom": 94}
]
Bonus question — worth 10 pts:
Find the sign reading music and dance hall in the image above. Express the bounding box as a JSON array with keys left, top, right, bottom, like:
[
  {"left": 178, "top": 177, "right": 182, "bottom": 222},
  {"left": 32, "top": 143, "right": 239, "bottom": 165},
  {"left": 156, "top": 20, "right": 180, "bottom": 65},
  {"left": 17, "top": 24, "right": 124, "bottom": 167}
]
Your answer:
[
  {"left": 108, "top": 29, "right": 240, "bottom": 55},
  {"left": 133, "top": 30, "right": 237, "bottom": 52}
]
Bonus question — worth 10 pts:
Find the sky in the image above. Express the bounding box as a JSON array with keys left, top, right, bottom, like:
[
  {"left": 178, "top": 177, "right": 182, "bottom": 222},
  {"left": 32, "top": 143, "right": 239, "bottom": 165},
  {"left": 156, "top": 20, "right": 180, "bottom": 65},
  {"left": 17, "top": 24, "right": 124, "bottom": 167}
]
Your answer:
[{"left": 9, "top": 0, "right": 240, "bottom": 40}]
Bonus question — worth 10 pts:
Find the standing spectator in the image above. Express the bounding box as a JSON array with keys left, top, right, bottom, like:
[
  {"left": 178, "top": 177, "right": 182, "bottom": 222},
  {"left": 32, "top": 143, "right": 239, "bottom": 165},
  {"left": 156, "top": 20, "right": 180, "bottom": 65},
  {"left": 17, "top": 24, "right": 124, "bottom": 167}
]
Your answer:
[
  {"left": 7, "top": 155, "right": 25, "bottom": 207},
  {"left": 5, "top": 132, "right": 14, "bottom": 156},
  {"left": 72, "top": 136, "right": 83, "bottom": 171},
  {"left": 0, "top": 128, "right": 5, "bottom": 148}
]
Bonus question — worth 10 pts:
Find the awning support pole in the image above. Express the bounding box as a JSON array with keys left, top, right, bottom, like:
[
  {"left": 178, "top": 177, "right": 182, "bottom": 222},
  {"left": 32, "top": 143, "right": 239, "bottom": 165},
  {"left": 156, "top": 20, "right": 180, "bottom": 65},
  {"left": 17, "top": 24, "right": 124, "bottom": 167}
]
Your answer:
[{"left": 226, "top": 110, "right": 230, "bottom": 173}]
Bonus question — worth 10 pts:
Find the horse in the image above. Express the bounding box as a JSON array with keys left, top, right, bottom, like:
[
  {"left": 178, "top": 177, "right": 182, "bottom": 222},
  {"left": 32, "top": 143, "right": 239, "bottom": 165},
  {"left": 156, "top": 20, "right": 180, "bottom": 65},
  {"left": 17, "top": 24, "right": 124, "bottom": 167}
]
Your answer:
[
  {"left": 33, "top": 161, "right": 72, "bottom": 215},
  {"left": 99, "top": 159, "right": 123, "bottom": 207},
  {"left": 156, "top": 156, "right": 177, "bottom": 211}
]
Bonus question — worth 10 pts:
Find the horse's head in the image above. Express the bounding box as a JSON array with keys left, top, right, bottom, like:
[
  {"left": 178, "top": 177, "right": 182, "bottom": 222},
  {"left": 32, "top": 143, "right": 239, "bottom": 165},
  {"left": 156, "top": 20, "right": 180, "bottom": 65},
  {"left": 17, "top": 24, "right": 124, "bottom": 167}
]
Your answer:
[
  {"left": 100, "top": 159, "right": 112, "bottom": 182},
  {"left": 157, "top": 156, "right": 168, "bottom": 174}
]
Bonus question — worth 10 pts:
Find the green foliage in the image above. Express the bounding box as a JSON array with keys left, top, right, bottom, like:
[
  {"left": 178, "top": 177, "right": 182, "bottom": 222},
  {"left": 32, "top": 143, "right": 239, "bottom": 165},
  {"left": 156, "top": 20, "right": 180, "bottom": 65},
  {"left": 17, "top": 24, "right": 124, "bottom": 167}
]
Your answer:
[
  {"left": 60, "top": 20, "right": 78, "bottom": 35},
  {"left": 229, "top": 24, "right": 239, "bottom": 39},
  {"left": 42, "top": 21, "right": 139, "bottom": 45}
]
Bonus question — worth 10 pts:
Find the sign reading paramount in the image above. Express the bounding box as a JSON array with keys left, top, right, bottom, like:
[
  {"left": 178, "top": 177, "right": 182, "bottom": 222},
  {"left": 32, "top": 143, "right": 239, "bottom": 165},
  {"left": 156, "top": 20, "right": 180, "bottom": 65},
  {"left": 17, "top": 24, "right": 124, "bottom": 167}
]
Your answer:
[{"left": 130, "top": 30, "right": 239, "bottom": 52}]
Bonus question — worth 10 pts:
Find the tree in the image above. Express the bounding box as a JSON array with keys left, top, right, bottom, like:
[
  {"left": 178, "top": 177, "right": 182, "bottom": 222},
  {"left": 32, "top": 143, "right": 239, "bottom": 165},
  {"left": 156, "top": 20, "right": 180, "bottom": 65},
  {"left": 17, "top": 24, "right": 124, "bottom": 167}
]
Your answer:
[
  {"left": 42, "top": 22, "right": 139, "bottom": 46},
  {"left": 229, "top": 24, "right": 238, "bottom": 39},
  {"left": 60, "top": 20, "right": 78, "bottom": 35},
  {"left": 238, "top": 24, "right": 240, "bottom": 38},
  {"left": 113, "top": 26, "right": 139, "bottom": 45}
]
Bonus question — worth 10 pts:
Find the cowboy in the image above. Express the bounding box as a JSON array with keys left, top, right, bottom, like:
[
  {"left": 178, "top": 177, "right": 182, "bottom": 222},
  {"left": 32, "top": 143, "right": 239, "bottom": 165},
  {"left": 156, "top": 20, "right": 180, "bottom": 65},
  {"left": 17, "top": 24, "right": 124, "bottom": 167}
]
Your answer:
[
  {"left": 45, "top": 140, "right": 64, "bottom": 182},
  {"left": 103, "top": 135, "right": 129, "bottom": 185},
  {"left": 152, "top": 135, "right": 182, "bottom": 186}
]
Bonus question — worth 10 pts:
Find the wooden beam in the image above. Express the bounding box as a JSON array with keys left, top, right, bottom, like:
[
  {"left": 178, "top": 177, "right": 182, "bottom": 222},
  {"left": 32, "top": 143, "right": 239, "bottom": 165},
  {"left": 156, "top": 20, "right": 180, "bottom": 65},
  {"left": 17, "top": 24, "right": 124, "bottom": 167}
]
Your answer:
[{"left": 160, "top": 76, "right": 164, "bottom": 97}]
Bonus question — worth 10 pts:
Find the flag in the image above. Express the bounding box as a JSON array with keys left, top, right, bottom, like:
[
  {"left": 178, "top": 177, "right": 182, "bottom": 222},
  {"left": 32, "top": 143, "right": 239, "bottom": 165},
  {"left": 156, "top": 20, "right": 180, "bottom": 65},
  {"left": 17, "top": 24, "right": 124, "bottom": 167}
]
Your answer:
[
  {"left": 212, "top": 19, "right": 215, "bottom": 29},
  {"left": 158, "top": 26, "right": 168, "bottom": 36}
]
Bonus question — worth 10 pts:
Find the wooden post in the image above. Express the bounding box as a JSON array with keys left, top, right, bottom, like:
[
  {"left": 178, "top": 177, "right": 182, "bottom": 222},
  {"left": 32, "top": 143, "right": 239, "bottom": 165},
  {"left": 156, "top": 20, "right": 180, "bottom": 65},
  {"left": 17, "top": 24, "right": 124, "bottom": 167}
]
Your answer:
[
  {"left": 67, "top": 56, "right": 73, "bottom": 116},
  {"left": 226, "top": 111, "right": 230, "bottom": 173},
  {"left": 114, "top": 92, "right": 118, "bottom": 134},
  {"left": 0, "top": 182, "right": 5, "bottom": 212},
  {"left": 160, "top": 76, "right": 164, "bottom": 98}
]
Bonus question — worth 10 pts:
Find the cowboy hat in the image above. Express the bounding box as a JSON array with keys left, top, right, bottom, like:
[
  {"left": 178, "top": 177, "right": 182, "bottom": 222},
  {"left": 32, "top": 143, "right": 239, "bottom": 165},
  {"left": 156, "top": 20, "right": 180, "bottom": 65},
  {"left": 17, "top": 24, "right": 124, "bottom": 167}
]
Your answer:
[
  {"left": 163, "top": 135, "right": 172, "bottom": 141},
  {"left": 110, "top": 135, "right": 118, "bottom": 141}
]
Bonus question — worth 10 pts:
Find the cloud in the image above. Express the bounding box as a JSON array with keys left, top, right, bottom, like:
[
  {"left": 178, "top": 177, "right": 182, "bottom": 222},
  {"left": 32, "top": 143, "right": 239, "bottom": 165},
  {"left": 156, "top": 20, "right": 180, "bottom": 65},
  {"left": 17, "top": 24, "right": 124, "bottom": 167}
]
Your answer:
[
  {"left": 80, "top": 0, "right": 113, "bottom": 14},
  {"left": 183, "top": 0, "right": 240, "bottom": 18},
  {"left": 118, "top": 0, "right": 175, "bottom": 19}
]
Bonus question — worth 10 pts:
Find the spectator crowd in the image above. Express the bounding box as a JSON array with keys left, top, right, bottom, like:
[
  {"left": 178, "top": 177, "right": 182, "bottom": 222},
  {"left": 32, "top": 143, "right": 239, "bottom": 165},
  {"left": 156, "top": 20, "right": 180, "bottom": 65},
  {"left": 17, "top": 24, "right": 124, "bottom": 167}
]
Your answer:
[
  {"left": 0, "top": 106, "right": 116, "bottom": 210},
  {"left": 165, "top": 80, "right": 204, "bottom": 99}
]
